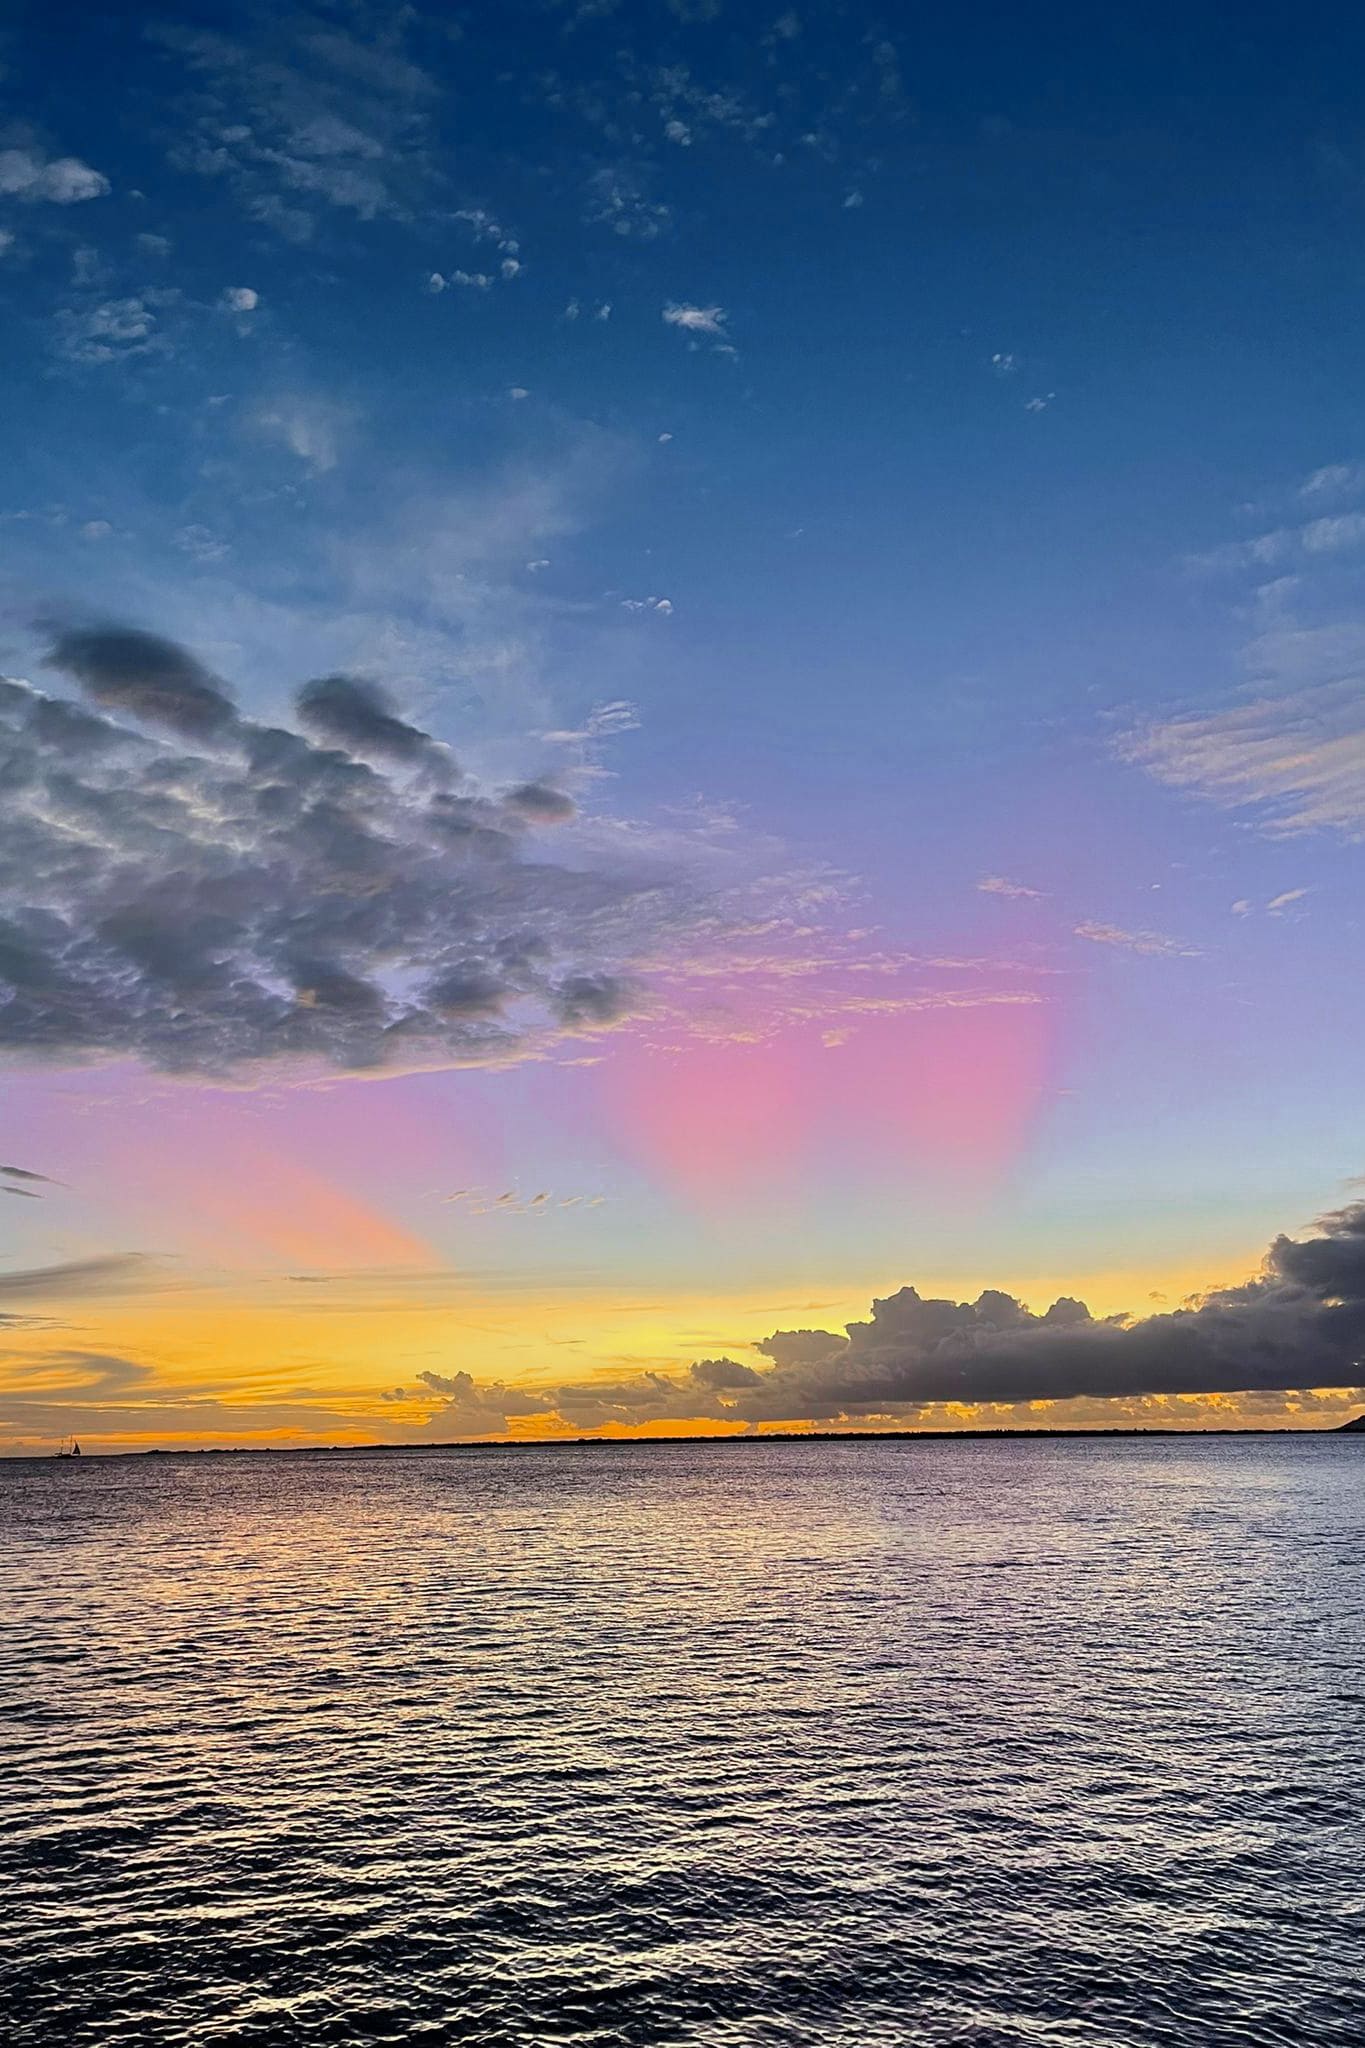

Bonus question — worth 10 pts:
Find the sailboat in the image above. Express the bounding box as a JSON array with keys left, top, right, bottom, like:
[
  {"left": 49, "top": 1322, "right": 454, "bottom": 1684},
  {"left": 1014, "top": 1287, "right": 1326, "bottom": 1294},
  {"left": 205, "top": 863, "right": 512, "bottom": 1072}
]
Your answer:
[{"left": 55, "top": 1435, "right": 82, "bottom": 1459}]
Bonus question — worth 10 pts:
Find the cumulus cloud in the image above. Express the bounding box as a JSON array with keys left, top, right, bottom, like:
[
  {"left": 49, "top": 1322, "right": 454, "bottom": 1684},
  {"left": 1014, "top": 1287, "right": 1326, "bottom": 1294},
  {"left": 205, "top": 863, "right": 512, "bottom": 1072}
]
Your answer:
[
  {"left": 412, "top": 1202, "right": 1365, "bottom": 1435},
  {"left": 0, "top": 621, "right": 773, "bottom": 1076},
  {"left": 0, "top": 147, "right": 109, "bottom": 203},
  {"left": 218, "top": 285, "right": 259, "bottom": 313}
]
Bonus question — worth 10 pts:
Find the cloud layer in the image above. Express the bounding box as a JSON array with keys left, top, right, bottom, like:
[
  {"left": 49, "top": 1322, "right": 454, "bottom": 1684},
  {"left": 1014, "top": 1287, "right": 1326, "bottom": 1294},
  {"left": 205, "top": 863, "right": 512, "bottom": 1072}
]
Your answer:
[
  {"left": 0, "top": 623, "right": 733, "bottom": 1074},
  {"left": 1126, "top": 681, "right": 1365, "bottom": 837},
  {"left": 412, "top": 1202, "right": 1365, "bottom": 1432}
]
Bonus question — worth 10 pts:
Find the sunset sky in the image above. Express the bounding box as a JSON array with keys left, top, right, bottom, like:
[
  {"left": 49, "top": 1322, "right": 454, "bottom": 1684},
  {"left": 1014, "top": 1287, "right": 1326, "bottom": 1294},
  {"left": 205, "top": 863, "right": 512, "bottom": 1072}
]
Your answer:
[{"left": 3, "top": 0, "right": 1365, "bottom": 1449}]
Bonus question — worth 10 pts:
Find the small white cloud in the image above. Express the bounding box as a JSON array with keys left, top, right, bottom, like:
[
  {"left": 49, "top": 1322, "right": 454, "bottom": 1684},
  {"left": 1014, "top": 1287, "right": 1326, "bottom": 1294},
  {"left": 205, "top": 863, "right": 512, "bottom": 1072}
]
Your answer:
[
  {"left": 1231, "top": 898, "right": 1252, "bottom": 916},
  {"left": 252, "top": 395, "right": 352, "bottom": 473},
  {"left": 454, "top": 206, "right": 519, "bottom": 253},
  {"left": 843, "top": 190, "right": 864, "bottom": 209},
  {"left": 218, "top": 286, "right": 258, "bottom": 314},
  {"left": 58, "top": 296, "right": 159, "bottom": 364},
  {"left": 586, "top": 169, "right": 670, "bottom": 241},
  {"left": 137, "top": 233, "right": 172, "bottom": 258},
  {"left": 977, "top": 875, "right": 1045, "bottom": 900},
  {"left": 507, "top": 386, "right": 529, "bottom": 400},
  {"left": 0, "top": 148, "right": 108, "bottom": 204},
  {"left": 1074, "top": 921, "right": 1200, "bottom": 958},
  {"left": 658, "top": 431, "right": 673, "bottom": 444},
  {"left": 539, "top": 700, "right": 642, "bottom": 745},
  {"left": 80, "top": 520, "right": 112, "bottom": 541},
  {"left": 1266, "top": 887, "right": 1310, "bottom": 913},
  {"left": 1298, "top": 463, "right": 1365, "bottom": 503},
  {"left": 991, "top": 351, "right": 1018, "bottom": 375},
  {"left": 449, "top": 269, "right": 492, "bottom": 289},
  {"left": 665, "top": 119, "right": 692, "bottom": 146},
  {"left": 500, "top": 257, "right": 521, "bottom": 280},
  {"left": 424, "top": 271, "right": 446, "bottom": 294},
  {"left": 526, "top": 559, "right": 550, "bottom": 573},
  {"left": 663, "top": 301, "right": 729, "bottom": 338},
  {"left": 1025, "top": 393, "right": 1055, "bottom": 413},
  {"left": 174, "top": 524, "right": 229, "bottom": 563},
  {"left": 0, "top": 229, "right": 14, "bottom": 257}
]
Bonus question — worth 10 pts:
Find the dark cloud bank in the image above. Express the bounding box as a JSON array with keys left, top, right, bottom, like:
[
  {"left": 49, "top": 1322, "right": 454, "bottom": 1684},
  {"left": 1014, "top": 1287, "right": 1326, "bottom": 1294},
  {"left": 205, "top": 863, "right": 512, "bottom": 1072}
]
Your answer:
[
  {"left": 0, "top": 623, "right": 692, "bottom": 1072},
  {"left": 414, "top": 1204, "right": 1365, "bottom": 1428}
]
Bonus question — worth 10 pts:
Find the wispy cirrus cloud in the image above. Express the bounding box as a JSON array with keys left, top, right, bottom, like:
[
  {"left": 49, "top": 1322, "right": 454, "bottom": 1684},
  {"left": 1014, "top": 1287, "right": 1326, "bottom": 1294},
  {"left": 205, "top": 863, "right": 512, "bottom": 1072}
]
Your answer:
[
  {"left": 0, "top": 1347, "right": 367, "bottom": 1452},
  {"left": 1129, "top": 464, "right": 1365, "bottom": 835},
  {"left": 150, "top": 12, "right": 438, "bottom": 239},
  {"left": 0, "top": 1255, "right": 161, "bottom": 1301},
  {"left": 977, "top": 875, "right": 1045, "bottom": 900},
  {"left": 663, "top": 301, "right": 730, "bottom": 338},
  {"left": 1073, "top": 921, "right": 1200, "bottom": 959},
  {"left": 1125, "top": 680, "right": 1365, "bottom": 837},
  {"left": 1298, "top": 462, "right": 1365, "bottom": 504}
]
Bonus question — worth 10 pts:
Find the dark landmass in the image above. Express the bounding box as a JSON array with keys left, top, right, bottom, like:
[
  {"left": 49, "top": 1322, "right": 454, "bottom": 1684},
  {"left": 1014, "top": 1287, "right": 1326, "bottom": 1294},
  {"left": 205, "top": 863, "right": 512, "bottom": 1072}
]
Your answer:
[{"left": 27, "top": 1421, "right": 1365, "bottom": 1460}]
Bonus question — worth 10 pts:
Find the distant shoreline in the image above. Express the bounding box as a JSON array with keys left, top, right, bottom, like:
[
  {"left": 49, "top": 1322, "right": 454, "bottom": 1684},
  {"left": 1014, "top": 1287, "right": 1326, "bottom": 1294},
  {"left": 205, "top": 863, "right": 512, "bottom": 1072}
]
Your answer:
[{"left": 7, "top": 1424, "right": 1363, "bottom": 1461}]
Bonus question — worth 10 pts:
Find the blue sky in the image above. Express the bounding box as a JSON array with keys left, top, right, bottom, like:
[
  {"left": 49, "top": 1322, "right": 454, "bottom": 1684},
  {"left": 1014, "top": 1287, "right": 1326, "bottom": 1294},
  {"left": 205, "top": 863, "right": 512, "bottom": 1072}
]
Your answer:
[{"left": 2, "top": 0, "right": 1365, "bottom": 1445}]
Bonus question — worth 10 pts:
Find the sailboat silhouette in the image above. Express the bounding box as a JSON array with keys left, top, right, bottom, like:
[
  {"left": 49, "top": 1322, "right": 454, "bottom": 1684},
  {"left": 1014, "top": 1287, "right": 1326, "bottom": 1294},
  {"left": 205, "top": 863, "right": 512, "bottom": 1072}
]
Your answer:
[{"left": 55, "top": 1435, "right": 82, "bottom": 1459}]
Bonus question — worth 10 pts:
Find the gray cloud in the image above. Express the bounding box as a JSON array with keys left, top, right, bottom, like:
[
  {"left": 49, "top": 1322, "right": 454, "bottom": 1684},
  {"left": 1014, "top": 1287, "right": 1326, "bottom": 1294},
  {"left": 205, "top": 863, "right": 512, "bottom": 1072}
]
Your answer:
[
  {"left": 1, "top": 1165, "right": 64, "bottom": 1186},
  {"left": 46, "top": 626, "right": 238, "bottom": 737},
  {"left": 551, "top": 972, "right": 634, "bottom": 1028},
  {"left": 0, "top": 1255, "right": 158, "bottom": 1301},
  {"left": 505, "top": 781, "right": 576, "bottom": 823},
  {"left": 0, "top": 623, "right": 744, "bottom": 1075},
  {"left": 296, "top": 674, "right": 449, "bottom": 770},
  {"left": 413, "top": 1202, "right": 1365, "bottom": 1433}
]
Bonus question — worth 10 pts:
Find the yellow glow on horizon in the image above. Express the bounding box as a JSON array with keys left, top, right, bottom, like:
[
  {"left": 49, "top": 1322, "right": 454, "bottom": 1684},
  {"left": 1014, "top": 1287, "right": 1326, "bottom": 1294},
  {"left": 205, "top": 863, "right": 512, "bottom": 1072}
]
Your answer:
[{"left": 1, "top": 1237, "right": 1348, "bottom": 1454}]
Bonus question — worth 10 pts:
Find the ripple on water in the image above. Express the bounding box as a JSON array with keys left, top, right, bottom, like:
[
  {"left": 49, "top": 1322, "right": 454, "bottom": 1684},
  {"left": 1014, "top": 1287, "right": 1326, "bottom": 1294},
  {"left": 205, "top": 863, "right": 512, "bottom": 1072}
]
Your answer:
[{"left": 2, "top": 1436, "right": 1364, "bottom": 2046}]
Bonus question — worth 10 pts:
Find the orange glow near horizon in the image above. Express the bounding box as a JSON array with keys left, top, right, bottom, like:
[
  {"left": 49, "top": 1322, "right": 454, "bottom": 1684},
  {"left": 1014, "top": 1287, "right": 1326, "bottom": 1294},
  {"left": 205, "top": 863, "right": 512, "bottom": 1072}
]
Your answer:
[{"left": 1, "top": 1237, "right": 1354, "bottom": 1455}]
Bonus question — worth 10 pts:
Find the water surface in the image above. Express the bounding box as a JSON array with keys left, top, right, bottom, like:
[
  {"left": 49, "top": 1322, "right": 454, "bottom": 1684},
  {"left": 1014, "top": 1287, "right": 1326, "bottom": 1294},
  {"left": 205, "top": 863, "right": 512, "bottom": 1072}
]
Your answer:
[{"left": 2, "top": 1436, "right": 1362, "bottom": 2045}]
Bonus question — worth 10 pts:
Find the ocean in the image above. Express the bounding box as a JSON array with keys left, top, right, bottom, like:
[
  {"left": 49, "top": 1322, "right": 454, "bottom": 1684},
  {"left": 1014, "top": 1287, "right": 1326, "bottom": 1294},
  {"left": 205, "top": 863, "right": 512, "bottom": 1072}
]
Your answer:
[{"left": 2, "top": 1435, "right": 1362, "bottom": 2045}]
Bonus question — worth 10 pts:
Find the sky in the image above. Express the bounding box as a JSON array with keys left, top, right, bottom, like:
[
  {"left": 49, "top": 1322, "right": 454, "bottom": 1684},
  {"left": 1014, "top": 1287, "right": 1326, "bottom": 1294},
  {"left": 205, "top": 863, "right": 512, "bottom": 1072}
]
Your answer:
[{"left": 3, "top": 0, "right": 1365, "bottom": 1450}]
